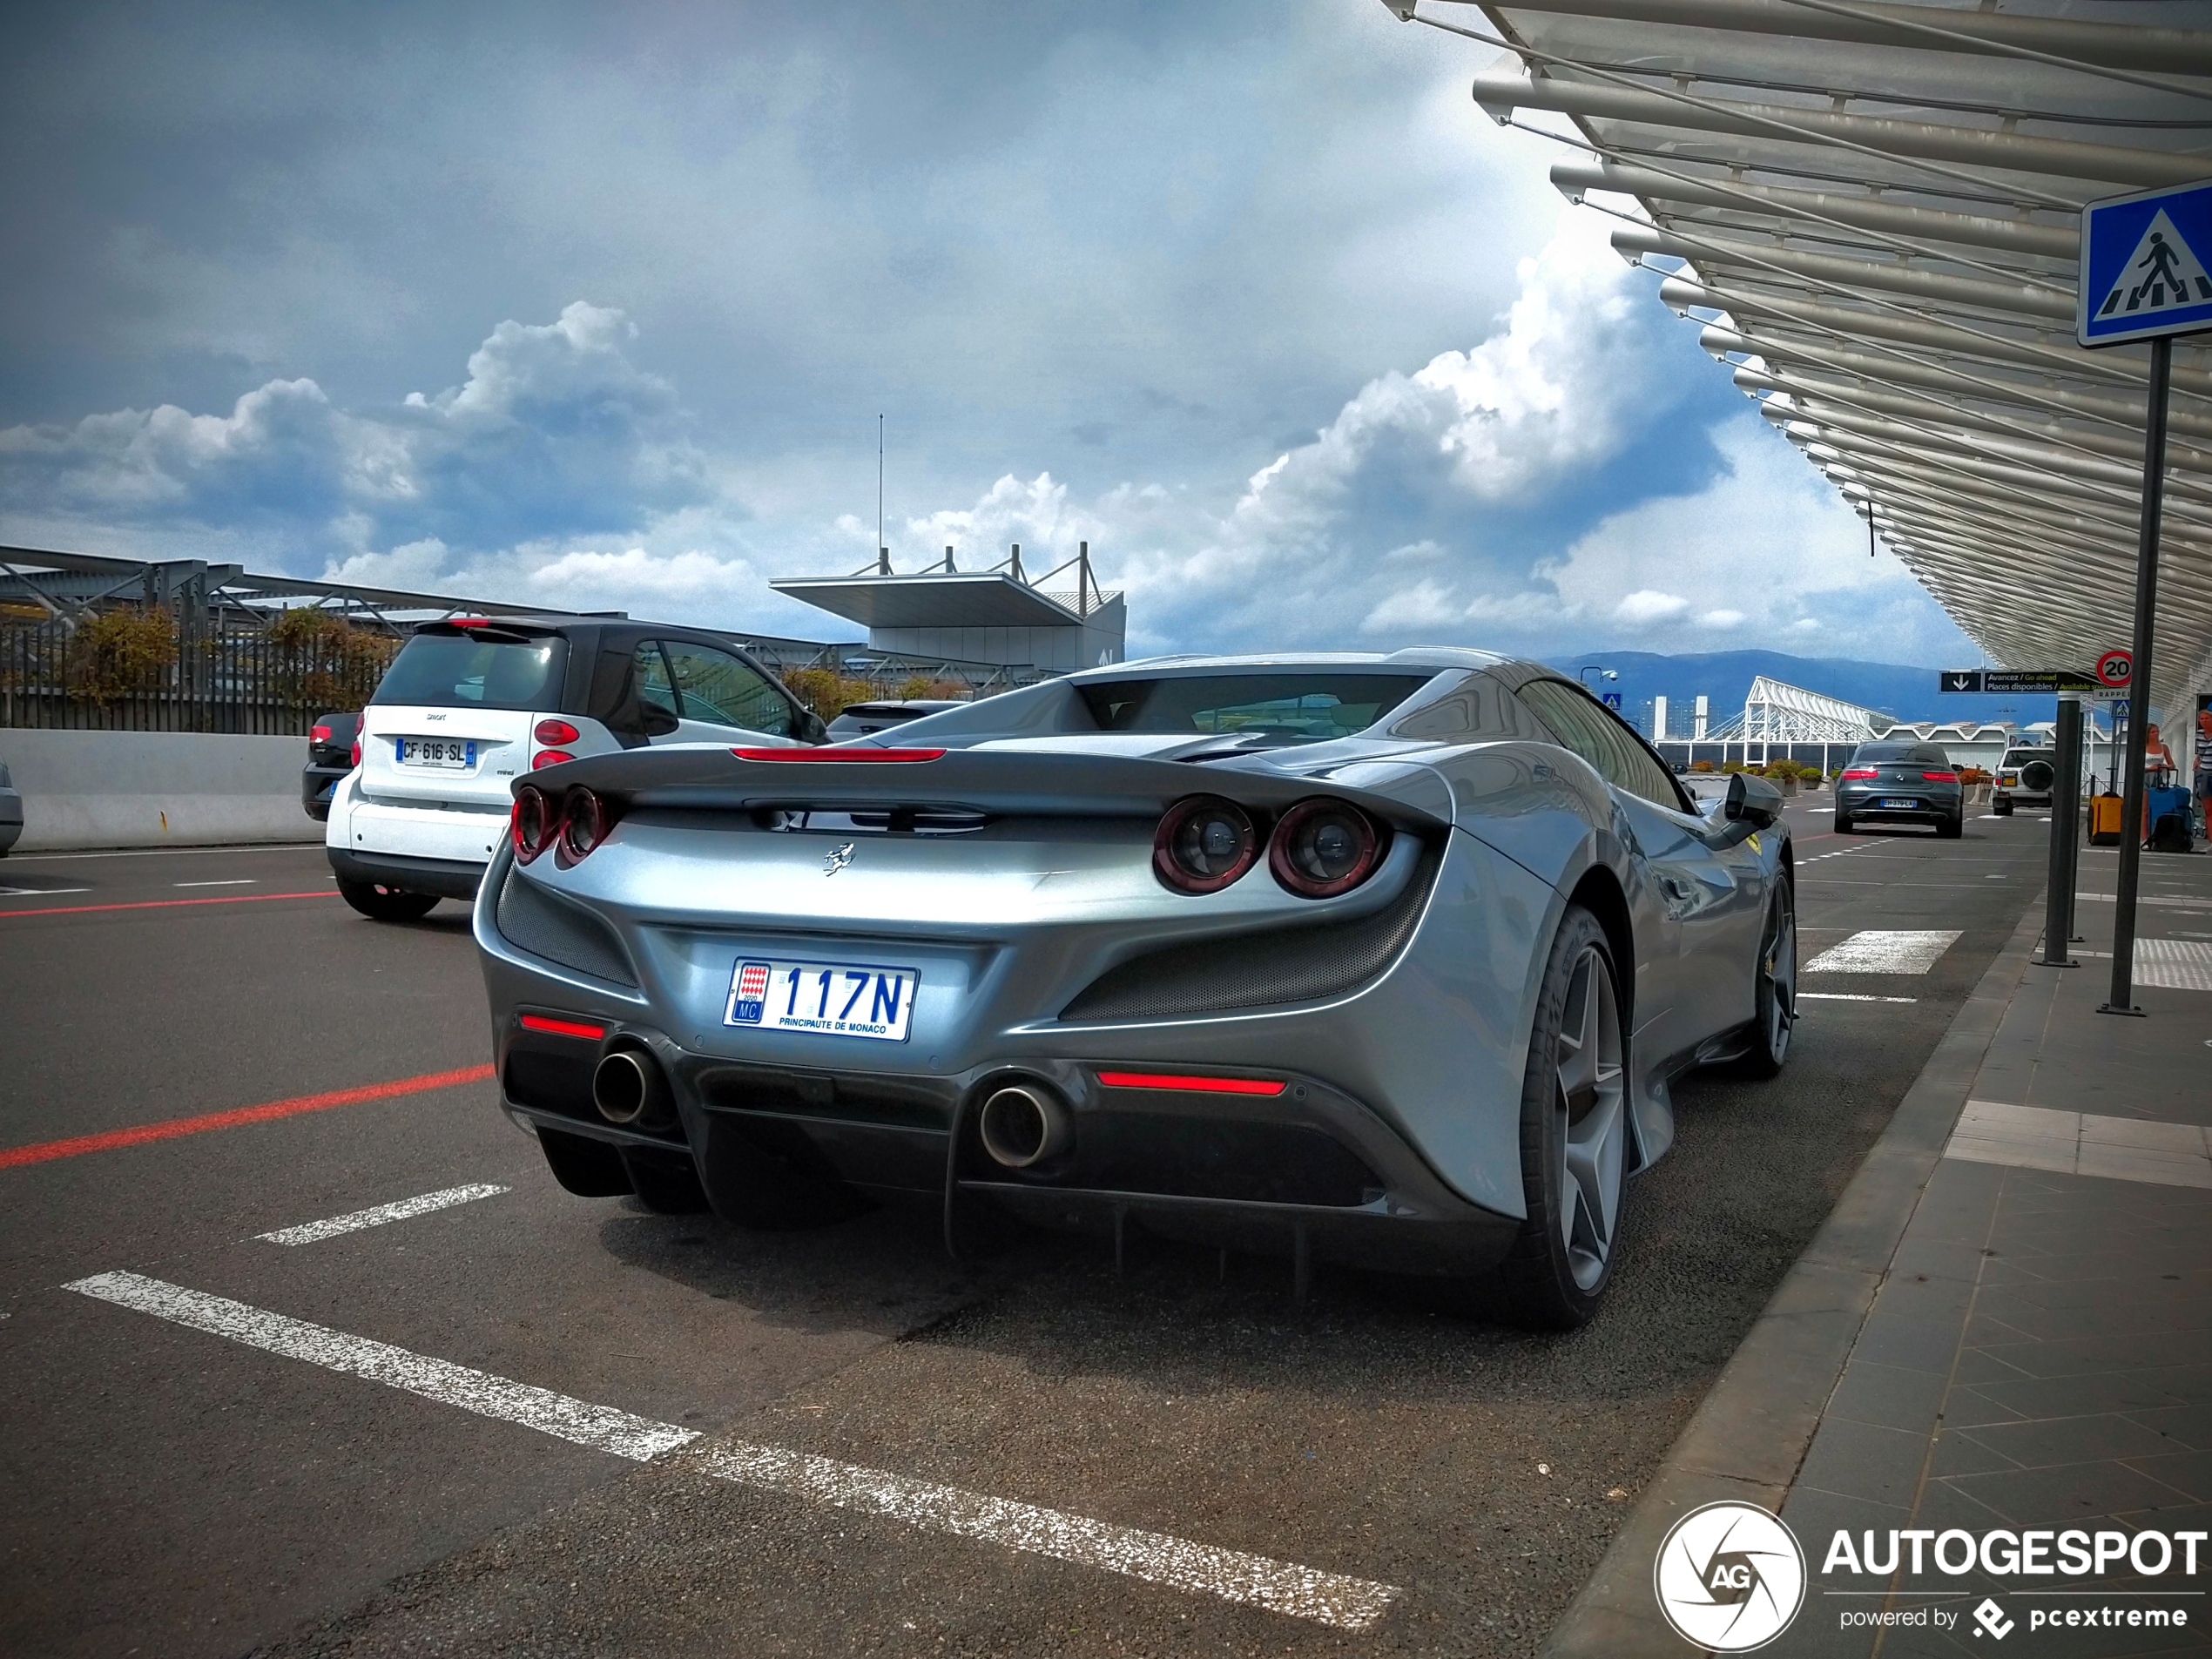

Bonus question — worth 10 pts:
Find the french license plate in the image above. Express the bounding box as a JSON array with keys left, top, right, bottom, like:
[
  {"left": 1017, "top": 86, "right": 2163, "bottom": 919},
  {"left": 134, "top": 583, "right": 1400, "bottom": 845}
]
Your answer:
[
  {"left": 724, "top": 958, "right": 919, "bottom": 1042},
  {"left": 397, "top": 737, "right": 476, "bottom": 770},
  {"left": 1878, "top": 797, "right": 1919, "bottom": 809}
]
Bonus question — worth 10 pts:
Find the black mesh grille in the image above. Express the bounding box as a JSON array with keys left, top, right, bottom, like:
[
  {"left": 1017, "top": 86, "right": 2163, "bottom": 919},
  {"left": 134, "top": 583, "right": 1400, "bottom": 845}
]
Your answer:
[
  {"left": 496, "top": 867, "right": 638, "bottom": 988},
  {"left": 1060, "top": 846, "right": 1439, "bottom": 1022}
]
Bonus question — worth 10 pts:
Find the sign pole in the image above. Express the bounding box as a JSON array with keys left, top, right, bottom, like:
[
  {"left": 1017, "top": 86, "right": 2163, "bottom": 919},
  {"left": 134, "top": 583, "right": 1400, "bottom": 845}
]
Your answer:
[
  {"left": 2102, "top": 334, "right": 2171, "bottom": 1017},
  {"left": 2040, "top": 694, "right": 2081, "bottom": 968}
]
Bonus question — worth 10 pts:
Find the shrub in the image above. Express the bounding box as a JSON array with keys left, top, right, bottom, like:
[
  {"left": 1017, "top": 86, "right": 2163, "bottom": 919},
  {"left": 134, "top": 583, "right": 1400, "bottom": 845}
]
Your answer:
[
  {"left": 780, "top": 667, "right": 881, "bottom": 719},
  {"left": 66, "top": 607, "right": 178, "bottom": 705},
  {"left": 1689, "top": 759, "right": 1716, "bottom": 773},
  {"left": 266, "top": 607, "right": 400, "bottom": 711}
]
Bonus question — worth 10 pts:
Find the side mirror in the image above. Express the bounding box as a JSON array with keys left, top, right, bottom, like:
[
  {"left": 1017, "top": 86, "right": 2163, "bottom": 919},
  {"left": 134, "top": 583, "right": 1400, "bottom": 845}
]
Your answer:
[
  {"left": 798, "top": 708, "right": 828, "bottom": 745},
  {"left": 640, "top": 705, "right": 680, "bottom": 738},
  {"left": 1725, "top": 772, "right": 1784, "bottom": 829}
]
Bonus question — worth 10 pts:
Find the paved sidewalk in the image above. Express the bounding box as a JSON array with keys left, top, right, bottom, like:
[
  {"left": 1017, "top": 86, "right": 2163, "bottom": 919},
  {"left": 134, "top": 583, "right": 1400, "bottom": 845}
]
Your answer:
[{"left": 1548, "top": 842, "right": 2212, "bottom": 1658}]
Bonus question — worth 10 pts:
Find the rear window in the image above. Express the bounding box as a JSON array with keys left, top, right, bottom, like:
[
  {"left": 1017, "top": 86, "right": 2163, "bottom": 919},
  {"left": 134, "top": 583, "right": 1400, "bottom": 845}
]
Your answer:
[
  {"left": 2000, "top": 749, "right": 2051, "bottom": 767},
  {"left": 1076, "top": 673, "right": 1432, "bottom": 745},
  {"left": 1851, "top": 742, "right": 1950, "bottom": 765},
  {"left": 372, "top": 633, "right": 570, "bottom": 711}
]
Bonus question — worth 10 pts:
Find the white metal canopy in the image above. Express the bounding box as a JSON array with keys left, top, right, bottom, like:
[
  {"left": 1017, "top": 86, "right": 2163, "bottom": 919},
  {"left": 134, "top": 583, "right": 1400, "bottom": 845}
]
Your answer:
[{"left": 1380, "top": 0, "right": 2212, "bottom": 715}]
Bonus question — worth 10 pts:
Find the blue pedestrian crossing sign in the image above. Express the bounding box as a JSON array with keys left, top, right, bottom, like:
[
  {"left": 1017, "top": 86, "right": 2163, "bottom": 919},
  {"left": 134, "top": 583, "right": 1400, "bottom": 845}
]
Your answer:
[
  {"left": 1602, "top": 691, "right": 1622, "bottom": 711},
  {"left": 2080, "top": 180, "right": 2212, "bottom": 348}
]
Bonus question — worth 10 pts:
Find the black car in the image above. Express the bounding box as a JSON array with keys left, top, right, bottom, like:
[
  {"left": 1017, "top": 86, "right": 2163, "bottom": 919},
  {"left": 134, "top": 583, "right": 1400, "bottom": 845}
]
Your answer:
[
  {"left": 1836, "top": 740, "right": 1965, "bottom": 838},
  {"left": 301, "top": 711, "right": 360, "bottom": 822}
]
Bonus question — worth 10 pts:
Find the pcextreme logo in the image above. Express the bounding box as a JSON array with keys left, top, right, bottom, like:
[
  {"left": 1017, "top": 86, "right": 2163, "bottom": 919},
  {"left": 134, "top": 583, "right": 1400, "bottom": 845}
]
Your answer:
[{"left": 1654, "top": 1501, "right": 1807, "bottom": 1651}]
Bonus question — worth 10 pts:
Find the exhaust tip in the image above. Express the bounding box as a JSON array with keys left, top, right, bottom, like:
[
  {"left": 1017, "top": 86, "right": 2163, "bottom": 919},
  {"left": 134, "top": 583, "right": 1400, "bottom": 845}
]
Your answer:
[
  {"left": 593, "top": 1049, "right": 664, "bottom": 1127},
  {"left": 977, "top": 1082, "right": 1070, "bottom": 1170}
]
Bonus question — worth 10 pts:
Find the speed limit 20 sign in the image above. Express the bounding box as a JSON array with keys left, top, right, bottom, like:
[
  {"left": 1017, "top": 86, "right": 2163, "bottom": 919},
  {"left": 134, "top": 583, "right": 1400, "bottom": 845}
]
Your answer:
[{"left": 2097, "top": 648, "right": 2134, "bottom": 688}]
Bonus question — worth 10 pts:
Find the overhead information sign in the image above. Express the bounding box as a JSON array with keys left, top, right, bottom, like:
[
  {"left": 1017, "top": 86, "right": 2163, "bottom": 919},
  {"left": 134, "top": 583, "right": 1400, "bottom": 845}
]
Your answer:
[
  {"left": 1939, "top": 670, "right": 2099, "bottom": 694},
  {"left": 2080, "top": 182, "right": 2212, "bottom": 348}
]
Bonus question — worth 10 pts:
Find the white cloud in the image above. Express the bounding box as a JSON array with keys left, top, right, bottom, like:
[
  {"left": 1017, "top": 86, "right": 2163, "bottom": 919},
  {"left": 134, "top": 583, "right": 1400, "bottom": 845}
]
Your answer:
[
  {"left": 1615, "top": 590, "right": 1689, "bottom": 625},
  {"left": 1699, "top": 609, "right": 1746, "bottom": 630}
]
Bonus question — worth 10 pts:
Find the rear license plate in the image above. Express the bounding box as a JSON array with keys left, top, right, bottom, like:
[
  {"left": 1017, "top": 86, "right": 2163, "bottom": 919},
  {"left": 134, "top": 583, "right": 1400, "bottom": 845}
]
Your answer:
[
  {"left": 1878, "top": 797, "right": 1919, "bottom": 809},
  {"left": 397, "top": 737, "right": 476, "bottom": 770},
  {"left": 724, "top": 959, "right": 918, "bottom": 1042}
]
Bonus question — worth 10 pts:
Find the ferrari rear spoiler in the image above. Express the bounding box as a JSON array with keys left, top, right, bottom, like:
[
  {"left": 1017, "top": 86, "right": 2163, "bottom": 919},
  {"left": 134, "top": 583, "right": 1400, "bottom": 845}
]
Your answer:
[{"left": 522, "top": 745, "right": 1449, "bottom": 833}]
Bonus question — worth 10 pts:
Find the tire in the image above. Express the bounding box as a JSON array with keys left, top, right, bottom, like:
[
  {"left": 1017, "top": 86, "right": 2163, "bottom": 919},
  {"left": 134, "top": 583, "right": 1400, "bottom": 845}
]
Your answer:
[
  {"left": 620, "top": 1147, "right": 711, "bottom": 1214},
  {"left": 538, "top": 1126, "right": 632, "bottom": 1197},
  {"left": 337, "top": 877, "right": 440, "bottom": 921},
  {"left": 1938, "top": 813, "right": 1964, "bottom": 840},
  {"left": 1496, "top": 905, "right": 1630, "bottom": 1331},
  {"left": 1833, "top": 813, "right": 1853, "bottom": 834},
  {"left": 1993, "top": 799, "right": 2013, "bottom": 818},
  {"left": 1732, "top": 881, "right": 1796, "bottom": 1080}
]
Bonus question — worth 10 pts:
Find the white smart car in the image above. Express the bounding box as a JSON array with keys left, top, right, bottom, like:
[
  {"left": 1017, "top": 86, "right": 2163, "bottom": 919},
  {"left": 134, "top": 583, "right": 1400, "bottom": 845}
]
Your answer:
[{"left": 326, "top": 617, "right": 823, "bottom": 920}]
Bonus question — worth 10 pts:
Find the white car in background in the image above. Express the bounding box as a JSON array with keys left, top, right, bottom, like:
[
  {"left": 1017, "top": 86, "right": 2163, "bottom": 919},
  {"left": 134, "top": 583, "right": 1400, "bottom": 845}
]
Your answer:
[{"left": 326, "top": 617, "right": 823, "bottom": 920}]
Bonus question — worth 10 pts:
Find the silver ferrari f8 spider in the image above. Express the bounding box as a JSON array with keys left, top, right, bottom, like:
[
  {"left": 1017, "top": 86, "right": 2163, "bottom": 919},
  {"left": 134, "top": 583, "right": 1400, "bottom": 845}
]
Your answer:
[{"left": 473, "top": 650, "right": 1795, "bottom": 1325}]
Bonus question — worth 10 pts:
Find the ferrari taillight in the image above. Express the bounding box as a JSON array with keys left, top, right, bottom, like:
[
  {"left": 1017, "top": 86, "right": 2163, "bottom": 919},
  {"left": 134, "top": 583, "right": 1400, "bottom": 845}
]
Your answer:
[
  {"left": 1152, "top": 796, "right": 1258, "bottom": 894},
  {"left": 1270, "top": 798, "right": 1386, "bottom": 898},
  {"left": 555, "top": 787, "right": 612, "bottom": 867},
  {"left": 511, "top": 786, "right": 552, "bottom": 864}
]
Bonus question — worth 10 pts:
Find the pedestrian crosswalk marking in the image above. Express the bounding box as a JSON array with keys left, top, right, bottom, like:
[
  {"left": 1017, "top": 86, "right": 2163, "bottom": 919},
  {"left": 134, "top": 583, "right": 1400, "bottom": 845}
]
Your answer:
[{"left": 2094, "top": 209, "right": 2212, "bottom": 320}]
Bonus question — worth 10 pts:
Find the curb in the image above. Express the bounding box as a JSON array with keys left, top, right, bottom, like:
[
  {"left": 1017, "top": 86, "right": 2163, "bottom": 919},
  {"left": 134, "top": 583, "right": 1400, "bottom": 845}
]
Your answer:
[{"left": 1541, "top": 900, "right": 2047, "bottom": 1657}]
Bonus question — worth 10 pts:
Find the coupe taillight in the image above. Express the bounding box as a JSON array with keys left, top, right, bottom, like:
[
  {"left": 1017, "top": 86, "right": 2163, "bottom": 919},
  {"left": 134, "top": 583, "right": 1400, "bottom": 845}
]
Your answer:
[
  {"left": 1921, "top": 771, "right": 1959, "bottom": 783},
  {"left": 556, "top": 787, "right": 612, "bottom": 867},
  {"left": 1269, "top": 798, "right": 1385, "bottom": 898},
  {"left": 535, "top": 719, "right": 579, "bottom": 745},
  {"left": 1153, "top": 796, "right": 1258, "bottom": 894},
  {"left": 311, "top": 723, "right": 332, "bottom": 745},
  {"left": 530, "top": 750, "right": 576, "bottom": 769},
  {"left": 1840, "top": 767, "right": 1877, "bottom": 780},
  {"left": 511, "top": 786, "right": 552, "bottom": 863}
]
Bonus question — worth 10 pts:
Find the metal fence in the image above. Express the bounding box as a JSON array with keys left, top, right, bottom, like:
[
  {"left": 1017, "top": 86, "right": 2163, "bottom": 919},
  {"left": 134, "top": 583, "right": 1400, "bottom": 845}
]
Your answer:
[{"left": 0, "top": 615, "right": 395, "bottom": 734}]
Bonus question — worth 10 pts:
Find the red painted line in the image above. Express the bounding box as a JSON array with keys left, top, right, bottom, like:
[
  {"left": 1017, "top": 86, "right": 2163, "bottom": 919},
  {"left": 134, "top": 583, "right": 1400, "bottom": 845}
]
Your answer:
[
  {"left": 0, "top": 889, "right": 340, "bottom": 920},
  {"left": 0, "top": 1064, "right": 496, "bottom": 1170}
]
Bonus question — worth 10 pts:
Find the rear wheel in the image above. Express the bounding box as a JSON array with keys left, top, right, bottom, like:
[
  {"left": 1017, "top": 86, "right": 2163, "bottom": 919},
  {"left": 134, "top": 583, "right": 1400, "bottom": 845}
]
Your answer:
[
  {"left": 1938, "top": 813, "right": 1964, "bottom": 840},
  {"left": 337, "top": 877, "right": 439, "bottom": 921},
  {"left": 1733, "top": 882, "right": 1796, "bottom": 1079},
  {"left": 1833, "top": 813, "right": 1854, "bottom": 834},
  {"left": 1497, "top": 906, "right": 1629, "bottom": 1330},
  {"left": 1993, "top": 799, "right": 2013, "bottom": 817}
]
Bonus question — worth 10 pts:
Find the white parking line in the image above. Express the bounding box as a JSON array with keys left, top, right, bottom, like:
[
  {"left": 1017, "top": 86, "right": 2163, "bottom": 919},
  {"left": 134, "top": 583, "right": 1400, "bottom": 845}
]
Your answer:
[
  {"left": 64, "top": 1272, "right": 1403, "bottom": 1630},
  {"left": 693, "top": 1443, "right": 1399, "bottom": 1629},
  {"left": 1796, "top": 993, "right": 1919, "bottom": 1004},
  {"left": 65, "top": 1271, "right": 692, "bottom": 1460},
  {"left": 174, "top": 879, "right": 258, "bottom": 888},
  {"left": 1806, "top": 929, "right": 1962, "bottom": 974},
  {"left": 0, "top": 887, "right": 90, "bottom": 897},
  {"left": 257, "top": 1183, "right": 509, "bottom": 1245}
]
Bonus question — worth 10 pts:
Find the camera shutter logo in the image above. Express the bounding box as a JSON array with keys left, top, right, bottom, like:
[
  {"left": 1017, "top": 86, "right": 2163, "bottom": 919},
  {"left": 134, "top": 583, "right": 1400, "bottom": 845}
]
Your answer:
[{"left": 1653, "top": 1501, "right": 1806, "bottom": 1651}]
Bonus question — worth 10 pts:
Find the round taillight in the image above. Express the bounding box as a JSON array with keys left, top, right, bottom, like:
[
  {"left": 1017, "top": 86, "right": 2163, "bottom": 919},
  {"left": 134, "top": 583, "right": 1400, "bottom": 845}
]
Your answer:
[
  {"left": 1269, "top": 799, "right": 1384, "bottom": 898},
  {"left": 535, "top": 719, "right": 580, "bottom": 745},
  {"left": 1152, "top": 796, "right": 1258, "bottom": 894},
  {"left": 511, "top": 786, "right": 551, "bottom": 864},
  {"left": 556, "top": 788, "right": 610, "bottom": 866},
  {"left": 530, "top": 750, "right": 575, "bottom": 769}
]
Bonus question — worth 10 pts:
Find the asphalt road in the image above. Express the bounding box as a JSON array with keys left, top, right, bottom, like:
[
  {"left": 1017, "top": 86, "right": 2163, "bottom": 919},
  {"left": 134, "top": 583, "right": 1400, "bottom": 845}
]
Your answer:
[{"left": 0, "top": 799, "right": 2056, "bottom": 1658}]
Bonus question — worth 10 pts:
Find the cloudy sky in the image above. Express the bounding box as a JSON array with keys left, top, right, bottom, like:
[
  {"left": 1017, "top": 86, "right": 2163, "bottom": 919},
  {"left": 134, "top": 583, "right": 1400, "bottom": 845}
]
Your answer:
[{"left": 0, "top": 0, "right": 1975, "bottom": 666}]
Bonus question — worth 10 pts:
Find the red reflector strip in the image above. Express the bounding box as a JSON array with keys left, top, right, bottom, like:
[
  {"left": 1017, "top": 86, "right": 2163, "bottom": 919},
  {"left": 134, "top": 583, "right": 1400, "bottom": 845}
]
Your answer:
[
  {"left": 732, "top": 746, "right": 947, "bottom": 762},
  {"left": 1096, "top": 1070, "right": 1286, "bottom": 1096},
  {"left": 519, "top": 1014, "right": 608, "bottom": 1040}
]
